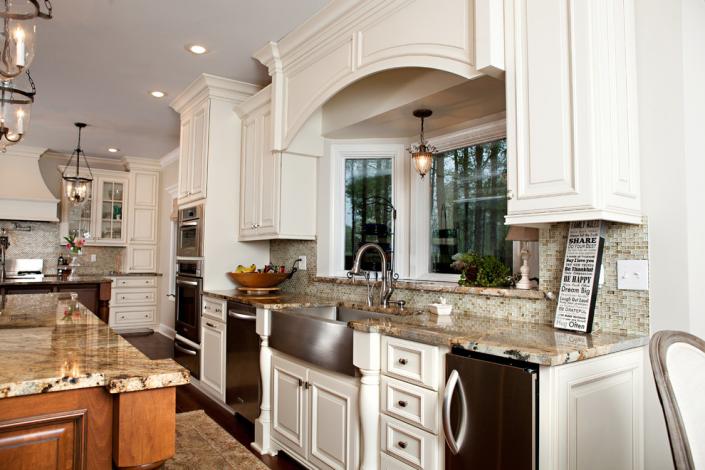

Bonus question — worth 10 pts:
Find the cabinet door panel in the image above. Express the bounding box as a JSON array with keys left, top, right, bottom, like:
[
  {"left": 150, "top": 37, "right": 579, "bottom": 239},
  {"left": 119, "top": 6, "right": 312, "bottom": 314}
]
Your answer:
[
  {"left": 308, "top": 369, "right": 358, "bottom": 470},
  {"left": 130, "top": 208, "right": 156, "bottom": 243},
  {"left": 272, "top": 355, "right": 307, "bottom": 458},
  {"left": 201, "top": 320, "right": 226, "bottom": 401},
  {"left": 178, "top": 117, "right": 192, "bottom": 200},
  {"left": 239, "top": 116, "right": 260, "bottom": 238},
  {"left": 189, "top": 101, "right": 209, "bottom": 200},
  {"left": 258, "top": 111, "right": 279, "bottom": 235},
  {"left": 506, "top": 0, "right": 593, "bottom": 215},
  {"left": 126, "top": 245, "right": 157, "bottom": 273},
  {"left": 133, "top": 172, "right": 158, "bottom": 207}
]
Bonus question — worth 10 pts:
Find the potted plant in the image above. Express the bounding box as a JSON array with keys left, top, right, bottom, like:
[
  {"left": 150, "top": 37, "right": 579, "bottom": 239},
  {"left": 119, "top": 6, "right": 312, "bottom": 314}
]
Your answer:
[{"left": 451, "top": 252, "right": 512, "bottom": 288}]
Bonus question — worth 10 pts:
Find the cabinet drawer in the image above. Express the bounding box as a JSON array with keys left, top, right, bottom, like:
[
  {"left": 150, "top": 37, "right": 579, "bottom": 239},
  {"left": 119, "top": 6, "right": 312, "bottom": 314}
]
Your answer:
[
  {"left": 114, "top": 289, "right": 157, "bottom": 306},
  {"left": 381, "top": 452, "right": 416, "bottom": 470},
  {"left": 380, "top": 415, "right": 438, "bottom": 470},
  {"left": 202, "top": 296, "right": 227, "bottom": 322},
  {"left": 381, "top": 376, "right": 438, "bottom": 434},
  {"left": 115, "top": 277, "right": 156, "bottom": 288},
  {"left": 382, "top": 336, "right": 439, "bottom": 390},
  {"left": 112, "top": 306, "right": 155, "bottom": 325}
]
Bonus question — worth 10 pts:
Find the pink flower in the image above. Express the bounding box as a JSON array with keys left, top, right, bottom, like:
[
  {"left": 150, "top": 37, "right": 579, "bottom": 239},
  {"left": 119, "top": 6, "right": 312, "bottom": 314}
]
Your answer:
[{"left": 66, "top": 243, "right": 71, "bottom": 249}]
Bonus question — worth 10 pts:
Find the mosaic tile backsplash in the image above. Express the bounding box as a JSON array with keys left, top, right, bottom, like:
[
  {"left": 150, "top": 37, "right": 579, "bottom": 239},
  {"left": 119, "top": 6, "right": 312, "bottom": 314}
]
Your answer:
[
  {"left": 0, "top": 220, "right": 124, "bottom": 275},
  {"left": 271, "top": 220, "right": 650, "bottom": 335}
]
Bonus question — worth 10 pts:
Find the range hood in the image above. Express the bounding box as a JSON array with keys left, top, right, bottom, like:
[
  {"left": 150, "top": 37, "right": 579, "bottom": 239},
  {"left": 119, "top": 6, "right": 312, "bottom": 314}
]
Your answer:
[{"left": 0, "top": 146, "right": 58, "bottom": 222}]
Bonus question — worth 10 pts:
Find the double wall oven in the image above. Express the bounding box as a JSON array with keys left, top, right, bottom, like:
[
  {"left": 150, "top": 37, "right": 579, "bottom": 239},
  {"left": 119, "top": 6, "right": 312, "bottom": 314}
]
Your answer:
[{"left": 174, "top": 204, "right": 206, "bottom": 379}]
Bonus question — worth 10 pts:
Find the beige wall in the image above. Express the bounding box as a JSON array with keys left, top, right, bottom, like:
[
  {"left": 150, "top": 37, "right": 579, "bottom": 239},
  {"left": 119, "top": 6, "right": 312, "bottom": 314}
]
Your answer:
[{"left": 157, "top": 155, "right": 178, "bottom": 332}]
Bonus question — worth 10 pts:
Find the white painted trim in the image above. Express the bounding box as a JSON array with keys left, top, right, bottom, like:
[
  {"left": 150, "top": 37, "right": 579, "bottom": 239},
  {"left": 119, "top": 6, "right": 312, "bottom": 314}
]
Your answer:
[
  {"left": 157, "top": 323, "right": 175, "bottom": 339},
  {"left": 42, "top": 150, "right": 128, "bottom": 169},
  {"left": 158, "top": 148, "right": 179, "bottom": 168},
  {"left": 170, "top": 73, "right": 260, "bottom": 114},
  {"left": 325, "top": 142, "right": 409, "bottom": 278}
]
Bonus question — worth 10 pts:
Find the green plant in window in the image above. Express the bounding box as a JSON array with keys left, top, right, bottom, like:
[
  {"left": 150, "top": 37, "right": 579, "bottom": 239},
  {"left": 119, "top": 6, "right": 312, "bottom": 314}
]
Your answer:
[{"left": 451, "top": 251, "right": 511, "bottom": 288}]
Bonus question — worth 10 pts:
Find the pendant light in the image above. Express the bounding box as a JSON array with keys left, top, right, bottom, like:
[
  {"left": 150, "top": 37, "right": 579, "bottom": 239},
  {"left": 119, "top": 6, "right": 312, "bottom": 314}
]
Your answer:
[
  {"left": 407, "top": 109, "right": 436, "bottom": 178},
  {"left": 0, "top": 0, "right": 52, "bottom": 79},
  {"left": 0, "top": 69, "right": 33, "bottom": 150},
  {"left": 62, "top": 123, "right": 94, "bottom": 205}
]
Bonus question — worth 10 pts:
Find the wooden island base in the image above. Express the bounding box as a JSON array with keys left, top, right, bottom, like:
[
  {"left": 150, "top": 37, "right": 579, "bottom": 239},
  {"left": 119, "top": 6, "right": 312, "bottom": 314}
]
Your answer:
[{"left": 0, "top": 387, "right": 176, "bottom": 469}]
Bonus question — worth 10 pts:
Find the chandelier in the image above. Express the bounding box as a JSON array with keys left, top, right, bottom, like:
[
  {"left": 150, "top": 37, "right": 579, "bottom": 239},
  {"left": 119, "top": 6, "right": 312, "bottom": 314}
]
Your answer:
[
  {"left": 62, "top": 123, "right": 94, "bottom": 205},
  {"left": 0, "top": 0, "right": 52, "bottom": 79},
  {"left": 407, "top": 109, "right": 436, "bottom": 178},
  {"left": 0, "top": 69, "right": 33, "bottom": 150}
]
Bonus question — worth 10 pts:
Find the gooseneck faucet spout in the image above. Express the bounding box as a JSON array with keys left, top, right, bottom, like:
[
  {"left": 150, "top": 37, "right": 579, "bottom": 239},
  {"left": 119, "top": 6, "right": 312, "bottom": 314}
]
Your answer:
[{"left": 348, "top": 242, "right": 398, "bottom": 307}]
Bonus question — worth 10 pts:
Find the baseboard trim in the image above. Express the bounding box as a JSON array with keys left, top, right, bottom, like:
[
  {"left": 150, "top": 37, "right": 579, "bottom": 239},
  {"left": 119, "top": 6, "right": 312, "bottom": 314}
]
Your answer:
[{"left": 157, "top": 323, "right": 176, "bottom": 339}]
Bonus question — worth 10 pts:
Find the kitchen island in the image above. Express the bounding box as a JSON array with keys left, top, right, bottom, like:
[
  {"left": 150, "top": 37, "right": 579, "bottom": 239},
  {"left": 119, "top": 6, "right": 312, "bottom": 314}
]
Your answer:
[{"left": 0, "top": 293, "right": 189, "bottom": 469}]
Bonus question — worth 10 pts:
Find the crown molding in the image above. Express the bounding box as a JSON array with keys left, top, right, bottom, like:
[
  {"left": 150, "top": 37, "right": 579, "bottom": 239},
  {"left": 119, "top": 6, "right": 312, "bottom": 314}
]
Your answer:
[
  {"left": 3, "top": 145, "right": 48, "bottom": 159},
  {"left": 122, "top": 155, "right": 162, "bottom": 171},
  {"left": 170, "top": 73, "right": 262, "bottom": 114},
  {"left": 41, "top": 150, "right": 125, "bottom": 169},
  {"left": 159, "top": 147, "right": 179, "bottom": 168}
]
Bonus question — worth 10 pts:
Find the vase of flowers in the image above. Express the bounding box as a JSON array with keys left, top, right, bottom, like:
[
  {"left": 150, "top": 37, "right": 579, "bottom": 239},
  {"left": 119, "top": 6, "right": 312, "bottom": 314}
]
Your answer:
[{"left": 64, "top": 236, "right": 85, "bottom": 280}]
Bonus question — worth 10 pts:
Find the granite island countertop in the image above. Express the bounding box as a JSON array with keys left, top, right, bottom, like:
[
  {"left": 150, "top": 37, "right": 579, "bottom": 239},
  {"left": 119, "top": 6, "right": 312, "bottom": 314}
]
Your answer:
[
  {"left": 0, "top": 293, "right": 189, "bottom": 398},
  {"left": 204, "top": 289, "right": 339, "bottom": 309},
  {"left": 0, "top": 275, "right": 113, "bottom": 286}
]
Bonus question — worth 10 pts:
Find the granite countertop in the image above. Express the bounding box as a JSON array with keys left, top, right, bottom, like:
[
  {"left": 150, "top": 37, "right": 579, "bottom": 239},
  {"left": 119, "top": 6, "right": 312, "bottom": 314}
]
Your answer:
[
  {"left": 205, "top": 289, "right": 647, "bottom": 366},
  {"left": 0, "top": 293, "right": 189, "bottom": 399},
  {"left": 347, "top": 307, "right": 648, "bottom": 366},
  {"left": 0, "top": 275, "right": 113, "bottom": 286},
  {"left": 204, "top": 289, "right": 339, "bottom": 309}
]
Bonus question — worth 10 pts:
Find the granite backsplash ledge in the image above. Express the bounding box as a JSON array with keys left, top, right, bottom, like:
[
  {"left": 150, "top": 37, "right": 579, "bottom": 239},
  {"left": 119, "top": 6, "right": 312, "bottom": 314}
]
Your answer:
[
  {"left": 270, "top": 220, "right": 650, "bottom": 336},
  {"left": 0, "top": 220, "right": 124, "bottom": 275}
]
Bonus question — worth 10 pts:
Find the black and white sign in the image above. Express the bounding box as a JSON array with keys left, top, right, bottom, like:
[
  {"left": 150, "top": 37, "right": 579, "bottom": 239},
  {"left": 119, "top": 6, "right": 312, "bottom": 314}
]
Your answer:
[{"left": 554, "top": 220, "right": 605, "bottom": 333}]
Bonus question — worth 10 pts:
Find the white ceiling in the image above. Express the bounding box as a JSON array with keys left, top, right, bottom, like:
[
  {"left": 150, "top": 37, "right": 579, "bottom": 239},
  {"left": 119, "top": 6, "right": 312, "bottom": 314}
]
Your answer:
[{"left": 22, "top": 0, "right": 329, "bottom": 159}]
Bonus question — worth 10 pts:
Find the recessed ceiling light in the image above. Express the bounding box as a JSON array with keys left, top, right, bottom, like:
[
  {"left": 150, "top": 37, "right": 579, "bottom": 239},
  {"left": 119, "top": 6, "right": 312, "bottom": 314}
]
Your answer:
[
  {"left": 108, "top": 147, "right": 119, "bottom": 153},
  {"left": 149, "top": 90, "right": 166, "bottom": 98},
  {"left": 187, "top": 44, "right": 208, "bottom": 55}
]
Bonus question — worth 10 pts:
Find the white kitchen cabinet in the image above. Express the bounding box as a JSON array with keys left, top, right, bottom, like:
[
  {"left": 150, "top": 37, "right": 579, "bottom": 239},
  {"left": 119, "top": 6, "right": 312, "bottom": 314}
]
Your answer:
[
  {"left": 271, "top": 353, "right": 360, "bottom": 470},
  {"left": 108, "top": 276, "right": 158, "bottom": 331},
  {"left": 177, "top": 99, "right": 209, "bottom": 205},
  {"left": 353, "top": 332, "right": 645, "bottom": 470},
  {"left": 236, "top": 86, "right": 318, "bottom": 241},
  {"left": 504, "top": 0, "right": 641, "bottom": 225},
  {"left": 272, "top": 354, "right": 308, "bottom": 458},
  {"left": 200, "top": 318, "right": 226, "bottom": 402},
  {"left": 60, "top": 169, "right": 129, "bottom": 247},
  {"left": 124, "top": 160, "right": 160, "bottom": 273}
]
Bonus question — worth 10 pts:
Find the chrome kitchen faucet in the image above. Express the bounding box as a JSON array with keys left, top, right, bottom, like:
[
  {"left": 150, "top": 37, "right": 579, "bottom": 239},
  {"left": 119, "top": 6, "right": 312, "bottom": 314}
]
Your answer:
[{"left": 348, "top": 242, "right": 404, "bottom": 309}]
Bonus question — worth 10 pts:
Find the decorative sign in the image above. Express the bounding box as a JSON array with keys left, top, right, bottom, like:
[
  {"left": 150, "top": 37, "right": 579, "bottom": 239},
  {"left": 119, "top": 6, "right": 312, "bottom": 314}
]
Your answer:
[{"left": 554, "top": 221, "right": 605, "bottom": 333}]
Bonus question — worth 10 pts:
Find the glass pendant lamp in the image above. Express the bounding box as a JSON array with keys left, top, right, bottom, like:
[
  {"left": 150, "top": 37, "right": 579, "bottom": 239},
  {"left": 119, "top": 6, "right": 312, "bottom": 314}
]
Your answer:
[
  {"left": 0, "top": 69, "right": 33, "bottom": 150},
  {"left": 0, "top": 0, "right": 52, "bottom": 79},
  {"left": 407, "top": 109, "right": 436, "bottom": 178},
  {"left": 62, "top": 123, "right": 94, "bottom": 205}
]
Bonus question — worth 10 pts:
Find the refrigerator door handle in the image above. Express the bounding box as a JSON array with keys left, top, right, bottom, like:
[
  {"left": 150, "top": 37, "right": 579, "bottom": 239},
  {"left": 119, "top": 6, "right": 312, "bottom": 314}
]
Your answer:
[{"left": 442, "top": 369, "right": 468, "bottom": 455}]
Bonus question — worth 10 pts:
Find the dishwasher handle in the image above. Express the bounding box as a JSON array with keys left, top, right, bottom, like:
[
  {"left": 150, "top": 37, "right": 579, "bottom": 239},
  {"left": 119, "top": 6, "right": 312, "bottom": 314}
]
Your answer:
[
  {"left": 174, "top": 342, "right": 198, "bottom": 356},
  {"left": 228, "top": 310, "right": 256, "bottom": 321},
  {"left": 442, "top": 369, "right": 468, "bottom": 455}
]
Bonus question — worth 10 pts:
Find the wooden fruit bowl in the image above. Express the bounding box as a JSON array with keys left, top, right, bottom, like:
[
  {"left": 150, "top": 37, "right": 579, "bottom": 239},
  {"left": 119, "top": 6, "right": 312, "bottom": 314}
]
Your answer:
[{"left": 227, "top": 272, "right": 290, "bottom": 289}]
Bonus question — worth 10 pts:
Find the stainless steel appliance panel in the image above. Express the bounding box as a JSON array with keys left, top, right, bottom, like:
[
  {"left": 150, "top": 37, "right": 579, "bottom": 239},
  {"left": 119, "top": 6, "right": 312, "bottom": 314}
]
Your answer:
[
  {"left": 174, "top": 336, "right": 200, "bottom": 380},
  {"left": 226, "top": 302, "right": 260, "bottom": 423},
  {"left": 175, "top": 274, "right": 202, "bottom": 344},
  {"left": 444, "top": 350, "right": 537, "bottom": 470},
  {"left": 177, "top": 205, "right": 204, "bottom": 258}
]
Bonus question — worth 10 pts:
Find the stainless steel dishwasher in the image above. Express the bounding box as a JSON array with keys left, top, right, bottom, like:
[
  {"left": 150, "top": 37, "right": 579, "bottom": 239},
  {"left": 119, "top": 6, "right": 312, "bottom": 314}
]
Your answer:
[
  {"left": 444, "top": 348, "right": 538, "bottom": 469},
  {"left": 226, "top": 302, "right": 261, "bottom": 423}
]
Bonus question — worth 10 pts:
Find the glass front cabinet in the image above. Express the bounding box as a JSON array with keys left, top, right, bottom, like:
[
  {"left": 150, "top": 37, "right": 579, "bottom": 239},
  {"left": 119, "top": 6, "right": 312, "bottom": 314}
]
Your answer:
[{"left": 60, "top": 170, "right": 130, "bottom": 246}]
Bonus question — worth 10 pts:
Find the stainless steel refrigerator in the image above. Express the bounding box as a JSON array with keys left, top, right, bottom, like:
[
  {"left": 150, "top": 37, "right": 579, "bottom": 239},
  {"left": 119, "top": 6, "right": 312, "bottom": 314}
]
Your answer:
[{"left": 443, "top": 349, "right": 538, "bottom": 469}]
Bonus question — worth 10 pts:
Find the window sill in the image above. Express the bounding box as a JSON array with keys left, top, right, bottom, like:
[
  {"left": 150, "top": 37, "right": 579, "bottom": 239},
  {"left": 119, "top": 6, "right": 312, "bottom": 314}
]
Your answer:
[{"left": 313, "top": 276, "right": 549, "bottom": 300}]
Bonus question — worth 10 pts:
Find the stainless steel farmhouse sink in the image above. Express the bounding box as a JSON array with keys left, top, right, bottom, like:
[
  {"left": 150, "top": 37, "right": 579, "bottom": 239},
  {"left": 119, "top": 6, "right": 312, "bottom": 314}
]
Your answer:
[{"left": 269, "top": 306, "right": 392, "bottom": 376}]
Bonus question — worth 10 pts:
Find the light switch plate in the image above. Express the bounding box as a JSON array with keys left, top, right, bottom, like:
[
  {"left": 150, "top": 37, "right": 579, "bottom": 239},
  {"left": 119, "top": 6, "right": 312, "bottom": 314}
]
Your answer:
[{"left": 617, "top": 260, "right": 649, "bottom": 290}]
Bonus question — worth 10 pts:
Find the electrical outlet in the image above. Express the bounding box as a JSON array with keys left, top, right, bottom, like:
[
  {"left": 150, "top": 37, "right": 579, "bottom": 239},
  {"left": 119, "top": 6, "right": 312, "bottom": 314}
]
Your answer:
[
  {"left": 617, "top": 260, "right": 649, "bottom": 290},
  {"left": 298, "top": 255, "right": 307, "bottom": 270},
  {"left": 90, "top": 254, "right": 97, "bottom": 263}
]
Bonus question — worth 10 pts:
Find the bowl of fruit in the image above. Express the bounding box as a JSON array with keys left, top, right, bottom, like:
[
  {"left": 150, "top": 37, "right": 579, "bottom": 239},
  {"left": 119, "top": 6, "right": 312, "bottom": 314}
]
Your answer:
[{"left": 227, "top": 262, "right": 296, "bottom": 289}]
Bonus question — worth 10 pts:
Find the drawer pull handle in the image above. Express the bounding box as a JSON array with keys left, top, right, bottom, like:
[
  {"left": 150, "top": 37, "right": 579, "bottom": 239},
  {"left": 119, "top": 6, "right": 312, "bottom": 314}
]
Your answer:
[
  {"left": 298, "top": 378, "right": 304, "bottom": 387},
  {"left": 398, "top": 400, "right": 407, "bottom": 408},
  {"left": 206, "top": 322, "right": 215, "bottom": 328},
  {"left": 398, "top": 358, "right": 408, "bottom": 365},
  {"left": 398, "top": 441, "right": 407, "bottom": 449}
]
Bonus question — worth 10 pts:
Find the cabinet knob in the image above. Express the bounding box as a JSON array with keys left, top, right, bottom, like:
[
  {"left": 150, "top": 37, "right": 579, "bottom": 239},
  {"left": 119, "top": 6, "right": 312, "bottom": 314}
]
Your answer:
[
  {"left": 398, "top": 358, "right": 408, "bottom": 365},
  {"left": 304, "top": 381, "right": 311, "bottom": 390},
  {"left": 144, "top": 314, "right": 149, "bottom": 318},
  {"left": 507, "top": 189, "right": 514, "bottom": 200},
  {"left": 398, "top": 441, "right": 408, "bottom": 450},
  {"left": 398, "top": 400, "right": 407, "bottom": 408},
  {"left": 145, "top": 295, "right": 150, "bottom": 299}
]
